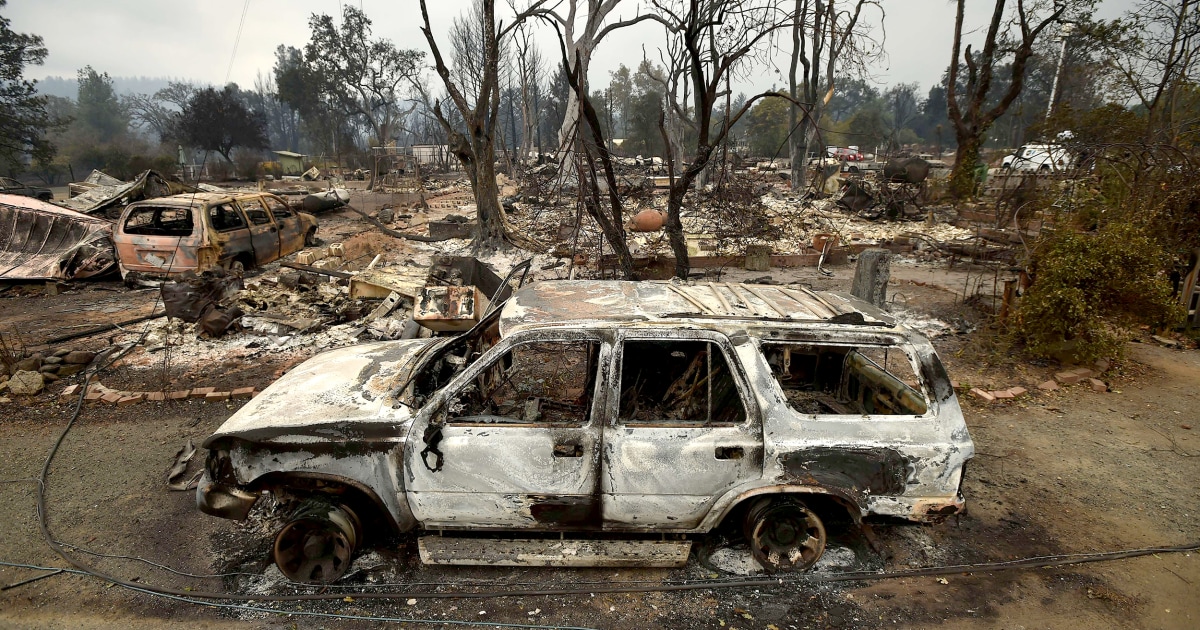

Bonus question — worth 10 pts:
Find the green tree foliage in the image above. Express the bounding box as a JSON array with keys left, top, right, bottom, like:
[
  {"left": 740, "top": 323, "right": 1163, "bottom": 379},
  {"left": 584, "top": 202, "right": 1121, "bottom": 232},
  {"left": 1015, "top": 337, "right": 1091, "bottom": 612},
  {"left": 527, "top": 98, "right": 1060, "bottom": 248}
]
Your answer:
[
  {"left": 607, "top": 64, "right": 634, "bottom": 139},
  {"left": 0, "top": 0, "right": 54, "bottom": 171},
  {"left": 302, "top": 6, "right": 424, "bottom": 146},
  {"left": 75, "top": 66, "right": 128, "bottom": 142},
  {"left": 611, "top": 60, "right": 667, "bottom": 157},
  {"left": 177, "top": 85, "right": 268, "bottom": 163},
  {"left": 743, "top": 93, "right": 790, "bottom": 157},
  {"left": 824, "top": 76, "right": 880, "bottom": 122}
]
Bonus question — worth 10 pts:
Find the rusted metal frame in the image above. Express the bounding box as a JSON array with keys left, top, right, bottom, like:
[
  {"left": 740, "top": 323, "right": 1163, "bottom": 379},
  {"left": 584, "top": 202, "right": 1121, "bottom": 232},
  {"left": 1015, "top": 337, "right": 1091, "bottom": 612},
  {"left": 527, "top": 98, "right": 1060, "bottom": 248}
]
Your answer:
[
  {"left": 280, "top": 261, "right": 353, "bottom": 279},
  {"left": 666, "top": 283, "right": 716, "bottom": 315},
  {"left": 796, "top": 286, "right": 843, "bottom": 316},
  {"left": 778, "top": 286, "right": 837, "bottom": 319},
  {"left": 743, "top": 285, "right": 790, "bottom": 318},
  {"left": 705, "top": 283, "right": 732, "bottom": 312},
  {"left": 726, "top": 283, "right": 769, "bottom": 318}
]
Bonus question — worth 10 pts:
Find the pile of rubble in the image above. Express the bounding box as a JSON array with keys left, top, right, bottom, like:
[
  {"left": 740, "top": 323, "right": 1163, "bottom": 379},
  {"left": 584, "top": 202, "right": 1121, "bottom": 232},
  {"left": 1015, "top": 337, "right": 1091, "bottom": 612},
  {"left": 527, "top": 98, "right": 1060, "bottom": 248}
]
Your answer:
[{"left": 0, "top": 348, "right": 98, "bottom": 398}]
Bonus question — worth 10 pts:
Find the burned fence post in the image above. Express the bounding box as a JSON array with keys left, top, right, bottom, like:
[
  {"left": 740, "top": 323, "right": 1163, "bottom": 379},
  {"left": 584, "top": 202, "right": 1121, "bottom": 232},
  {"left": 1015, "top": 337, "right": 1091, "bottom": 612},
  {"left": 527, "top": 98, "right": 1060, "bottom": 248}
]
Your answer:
[{"left": 851, "top": 248, "right": 891, "bottom": 308}]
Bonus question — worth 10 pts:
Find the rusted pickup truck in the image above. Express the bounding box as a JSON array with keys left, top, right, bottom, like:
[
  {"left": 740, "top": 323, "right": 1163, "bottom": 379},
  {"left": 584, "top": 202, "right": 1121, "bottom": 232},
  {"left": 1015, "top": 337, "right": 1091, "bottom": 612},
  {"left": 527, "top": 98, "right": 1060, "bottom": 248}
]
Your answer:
[
  {"left": 198, "top": 280, "right": 973, "bottom": 582},
  {"left": 113, "top": 191, "right": 318, "bottom": 278}
]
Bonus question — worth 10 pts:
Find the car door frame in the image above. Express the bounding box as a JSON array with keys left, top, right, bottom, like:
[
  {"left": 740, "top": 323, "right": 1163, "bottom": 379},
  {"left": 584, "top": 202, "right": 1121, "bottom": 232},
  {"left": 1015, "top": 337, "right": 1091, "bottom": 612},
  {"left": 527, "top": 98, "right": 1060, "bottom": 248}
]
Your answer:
[
  {"left": 263, "top": 194, "right": 305, "bottom": 257},
  {"left": 202, "top": 201, "right": 257, "bottom": 269},
  {"left": 236, "top": 196, "right": 280, "bottom": 266},
  {"left": 599, "top": 328, "right": 765, "bottom": 532},
  {"left": 402, "top": 329, "right": 610, "bottom": 531}
]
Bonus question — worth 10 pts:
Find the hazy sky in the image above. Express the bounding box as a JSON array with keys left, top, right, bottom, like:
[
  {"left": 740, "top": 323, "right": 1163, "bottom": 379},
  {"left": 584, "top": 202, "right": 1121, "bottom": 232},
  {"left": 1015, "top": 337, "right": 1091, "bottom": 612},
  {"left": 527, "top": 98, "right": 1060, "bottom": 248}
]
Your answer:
[{"left": 8, "top": 0, "right": 1136, "bottom": 96}]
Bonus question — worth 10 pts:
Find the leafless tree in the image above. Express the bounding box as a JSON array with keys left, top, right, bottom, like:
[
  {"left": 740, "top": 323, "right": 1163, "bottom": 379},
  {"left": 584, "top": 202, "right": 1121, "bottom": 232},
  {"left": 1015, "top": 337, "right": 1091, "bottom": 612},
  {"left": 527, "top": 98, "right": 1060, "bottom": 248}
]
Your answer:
[
  {"left": 512, "top": 24, "right": 546, "bottom": 160},
  {"left": 531, "top": 1, "right": 660, "bottom": 152},
  {"left": 650, "top": 0, "right": 794, "bottom": 279},
  {"left": 1093, "top": 0, "right": 1200, "bottom": 143},
  {"left": 419, "top": 0, "right": 548, "bottom": 250},
  {"left": 946, "top": 0, "right": 1071, "bottom": 198},
  {"left": 787, "top": 0, "right": 880, "bottom": 189},
  {"left": 124, "top": 82, "right": 195, "bottom": 142}
]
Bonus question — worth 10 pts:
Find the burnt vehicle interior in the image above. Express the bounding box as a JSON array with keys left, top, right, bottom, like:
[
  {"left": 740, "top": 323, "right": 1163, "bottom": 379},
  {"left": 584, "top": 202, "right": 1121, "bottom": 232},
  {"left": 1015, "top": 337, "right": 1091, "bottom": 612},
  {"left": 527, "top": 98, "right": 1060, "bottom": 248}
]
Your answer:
[
  {"left": 209, "top": 203, "right": 247, "bottom": 231},
  {"left": 619, "top": 340, "right": 746, "bottom": 425},
  {"left": 123, "top": 206, "right": 193, "bottom": 236},
  {"left": 446, "top": 339, "right": 600, "bottom": 426},
  {"left": 761, "top": 343, "right": 928, "bottom": 415},
  {"left": 406, "top": 259, "right": 533, "bottom": 409}
]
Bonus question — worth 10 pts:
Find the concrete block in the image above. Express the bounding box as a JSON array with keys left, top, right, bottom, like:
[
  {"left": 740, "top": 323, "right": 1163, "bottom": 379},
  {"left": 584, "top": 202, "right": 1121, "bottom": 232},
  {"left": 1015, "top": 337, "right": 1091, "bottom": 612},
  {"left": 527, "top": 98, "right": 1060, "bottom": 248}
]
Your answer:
[
  {"left": 147, "top": 392, "right": 166, "bottom": 402},
  {"left": 970, "top": 388, "right": 995, "bottom": 402},
  {"left": 231, "top": 387, "right": 255, "bottom": 399},
  {"left": 168, "top": 390, "right": 190, "bottom": 400},
  {"left": 1088, "top": 378, "right": 1107, "bottom": 393},
  {"left": 59, "top": 384, "right": 80, "bottom": 399},
  {"left": 205, "top": 391, "right": 231, "bottom": 401},
  {"left": 84, "top": 391, "right": 104, "bottom": 403},
  {"left": 116, "top": 394, "right": 144, "bottom": 406},
  {"left": 327, "top": 243, "right": 345, "bottom": 257},
  {"left": 1007, "top": 386, "right": 1028, "bottom": 398},
  {"left": 190, "top": 387, "right": 215, "bottom": 398},
  {"left": 100, "top": 392, "right": 122, "bottom": 405},
  {"left": 991, "top": 390, "right": 1015, "bottom": 399},
  {"left": 1093, "top": 358, "right": 1110, "bottom": 373},
  {"left": 1068, "top": 367, "right": 1095, "bottom": 379},
  {"left": 850, "top": 249, "right": 891, "bottom": 307},
  {"left": 1037, "top": 380, "right": 1059, "bottom": 391}
]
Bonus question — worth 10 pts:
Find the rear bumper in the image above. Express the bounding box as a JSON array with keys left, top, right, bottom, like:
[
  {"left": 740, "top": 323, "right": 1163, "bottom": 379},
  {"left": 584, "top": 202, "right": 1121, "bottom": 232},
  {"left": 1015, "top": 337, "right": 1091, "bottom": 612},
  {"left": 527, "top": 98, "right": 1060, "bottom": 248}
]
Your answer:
[{"left": 196, "top": 472, "right": 259, "bottom": 520}]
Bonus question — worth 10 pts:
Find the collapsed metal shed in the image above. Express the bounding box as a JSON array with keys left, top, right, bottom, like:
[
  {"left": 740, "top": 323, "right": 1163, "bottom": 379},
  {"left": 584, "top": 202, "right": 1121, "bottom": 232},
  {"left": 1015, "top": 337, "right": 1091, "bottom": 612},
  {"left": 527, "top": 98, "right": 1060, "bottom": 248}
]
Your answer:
[{"left": 0, "top": 194, "right": 117, "bottom": 280}]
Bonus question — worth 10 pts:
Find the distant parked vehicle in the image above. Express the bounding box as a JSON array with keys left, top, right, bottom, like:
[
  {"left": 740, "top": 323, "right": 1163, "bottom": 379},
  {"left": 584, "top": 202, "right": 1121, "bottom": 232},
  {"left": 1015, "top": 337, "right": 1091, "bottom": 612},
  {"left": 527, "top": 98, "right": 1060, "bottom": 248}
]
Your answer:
[
  {"left": 827, "top": 146, "right": 865, "bottom": 161},
  {"left": 1001, "top": 144, "right": 1074, "bottom": 172},
  {"left": 0, "top": 177, "right": 53, "bottom": 201},
  {"left": 112, "top": 191, "right": 318, "bottom": 278}
]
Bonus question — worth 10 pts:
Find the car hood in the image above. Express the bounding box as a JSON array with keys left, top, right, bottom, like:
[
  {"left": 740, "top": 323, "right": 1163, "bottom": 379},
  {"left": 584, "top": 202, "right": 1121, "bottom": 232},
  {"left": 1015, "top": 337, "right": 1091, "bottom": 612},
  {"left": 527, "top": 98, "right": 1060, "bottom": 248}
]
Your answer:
[{"left": 205, "top": 338, "right": 435, "bottom": 445}]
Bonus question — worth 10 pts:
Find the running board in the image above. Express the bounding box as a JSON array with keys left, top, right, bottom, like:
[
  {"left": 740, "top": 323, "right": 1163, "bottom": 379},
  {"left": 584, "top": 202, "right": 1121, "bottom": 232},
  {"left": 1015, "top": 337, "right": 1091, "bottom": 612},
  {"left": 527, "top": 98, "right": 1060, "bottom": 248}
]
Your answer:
[{"left": 417, "top": 537, "right": 693, "bottom": 567}]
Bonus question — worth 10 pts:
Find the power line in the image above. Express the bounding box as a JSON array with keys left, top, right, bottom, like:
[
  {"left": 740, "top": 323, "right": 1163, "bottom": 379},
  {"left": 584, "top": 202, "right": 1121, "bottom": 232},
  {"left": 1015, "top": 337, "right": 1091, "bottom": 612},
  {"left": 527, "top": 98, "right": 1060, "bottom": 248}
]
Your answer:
[{"left": 225, "top": 0, "right": 252, "bottom": 86}]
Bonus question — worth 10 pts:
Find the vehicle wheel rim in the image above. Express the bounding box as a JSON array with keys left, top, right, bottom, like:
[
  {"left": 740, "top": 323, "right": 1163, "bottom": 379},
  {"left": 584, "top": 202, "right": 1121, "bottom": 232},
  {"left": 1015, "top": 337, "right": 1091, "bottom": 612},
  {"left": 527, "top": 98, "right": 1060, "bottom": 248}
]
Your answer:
[
  {"left": 273, "top": 503, "right": 360, "bottom": 583},
  {"left": 744, "top": 499, "right": 826, "bottom": 572}
]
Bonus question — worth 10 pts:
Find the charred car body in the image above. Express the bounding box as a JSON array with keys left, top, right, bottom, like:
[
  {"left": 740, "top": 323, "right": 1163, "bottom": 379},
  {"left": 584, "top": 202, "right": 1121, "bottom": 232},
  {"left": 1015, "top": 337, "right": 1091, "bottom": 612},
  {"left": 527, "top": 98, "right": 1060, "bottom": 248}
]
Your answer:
[
  {"left": 199, "top": 280, "right": 973, "bottom": 582},
  {"left": 113, "top": 191, "right": 318, "bottom": 278}
]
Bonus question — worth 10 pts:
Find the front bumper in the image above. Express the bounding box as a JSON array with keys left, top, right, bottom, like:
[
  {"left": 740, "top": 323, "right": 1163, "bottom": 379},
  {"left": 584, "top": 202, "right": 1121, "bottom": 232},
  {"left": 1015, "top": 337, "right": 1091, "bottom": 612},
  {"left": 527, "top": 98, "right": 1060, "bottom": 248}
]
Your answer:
[{"left": 196, "top": 471, "right": 259, "bottom": 520}]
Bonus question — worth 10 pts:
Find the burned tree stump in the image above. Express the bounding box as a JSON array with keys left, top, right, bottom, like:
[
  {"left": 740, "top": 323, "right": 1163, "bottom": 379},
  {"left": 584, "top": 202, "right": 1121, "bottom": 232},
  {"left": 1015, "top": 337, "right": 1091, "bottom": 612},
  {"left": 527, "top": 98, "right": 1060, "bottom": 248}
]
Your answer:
[{"left": 851, "top": 249, "right": 891, "bottom": 308}]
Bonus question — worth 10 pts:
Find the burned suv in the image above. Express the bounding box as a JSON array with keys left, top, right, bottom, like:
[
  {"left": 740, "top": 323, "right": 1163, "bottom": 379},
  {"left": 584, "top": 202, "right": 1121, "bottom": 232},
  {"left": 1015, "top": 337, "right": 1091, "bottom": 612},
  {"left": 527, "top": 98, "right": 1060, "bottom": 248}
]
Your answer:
[{"left": 199, "top": 280, "right": 973, "bottom": 582}]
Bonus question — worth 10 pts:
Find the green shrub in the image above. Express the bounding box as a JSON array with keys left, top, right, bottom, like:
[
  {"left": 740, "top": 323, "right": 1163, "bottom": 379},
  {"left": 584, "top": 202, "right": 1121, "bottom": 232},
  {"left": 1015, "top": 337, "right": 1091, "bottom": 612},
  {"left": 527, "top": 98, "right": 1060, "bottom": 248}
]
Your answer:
[{"left": 1017, "top": 223, "right": 1183, "bottom": 362}]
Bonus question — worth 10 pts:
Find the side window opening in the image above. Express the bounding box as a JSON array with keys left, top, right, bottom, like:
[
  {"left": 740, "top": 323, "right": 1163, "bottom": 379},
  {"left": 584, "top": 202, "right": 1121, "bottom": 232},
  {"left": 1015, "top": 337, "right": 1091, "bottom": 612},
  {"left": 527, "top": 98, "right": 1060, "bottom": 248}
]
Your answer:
[
  {"left": 446, "top": 339, "right": 599, "bottom": 426},
  {"left": 241, "top": 198, "right": 272, "bottom": 225},
  {"left": 208, "top": 204, "right": 246, "bottom": 232},
  {"left": 265, "top": 196, "right": 293, "bottom": 219},
  {"left": 618, "top": 339, "right": 746, "bottom": 425},
  {"left": 762, "top": 343, "right": 928, "bottom": 416},
  {"left": 123, "top": 206, "right": 194, "bottom": 236}
]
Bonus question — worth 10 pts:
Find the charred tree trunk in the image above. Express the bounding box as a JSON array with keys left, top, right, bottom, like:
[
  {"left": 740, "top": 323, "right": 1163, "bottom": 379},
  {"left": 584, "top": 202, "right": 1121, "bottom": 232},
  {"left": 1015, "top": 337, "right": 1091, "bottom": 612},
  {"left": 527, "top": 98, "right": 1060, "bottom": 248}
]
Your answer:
[{"left": 949, "top": 131, "right": 984, "bottom": 199}]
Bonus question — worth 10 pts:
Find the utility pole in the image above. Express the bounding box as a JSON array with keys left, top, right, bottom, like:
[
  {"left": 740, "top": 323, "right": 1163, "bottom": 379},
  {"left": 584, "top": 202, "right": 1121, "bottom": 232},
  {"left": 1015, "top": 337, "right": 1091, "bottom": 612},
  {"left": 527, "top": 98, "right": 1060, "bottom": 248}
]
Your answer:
[{"left": 1046, "top": 23, "right": 1074, "bottom": 121}]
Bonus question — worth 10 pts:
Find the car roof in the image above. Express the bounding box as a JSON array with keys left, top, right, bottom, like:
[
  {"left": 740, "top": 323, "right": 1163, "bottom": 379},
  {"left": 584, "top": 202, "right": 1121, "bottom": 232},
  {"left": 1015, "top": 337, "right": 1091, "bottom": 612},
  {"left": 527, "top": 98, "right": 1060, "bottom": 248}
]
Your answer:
[
  {"left": 499, "top": 280, "right": 896, "bottom": 336},
  {"left": 126, "top": 191, "right": 270, "bottom": 207}
]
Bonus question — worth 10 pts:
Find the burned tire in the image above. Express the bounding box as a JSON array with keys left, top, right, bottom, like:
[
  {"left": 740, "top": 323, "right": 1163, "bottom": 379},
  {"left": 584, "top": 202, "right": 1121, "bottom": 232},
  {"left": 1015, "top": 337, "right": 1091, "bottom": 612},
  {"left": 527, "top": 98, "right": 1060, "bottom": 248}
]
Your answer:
[
  {"left": 305, "top": 229, "right": 320, "bottom": 247},
  {"left": 743, "top": 497, "right": 826, "bottom": 572},
  {"left": 273, "top": 499, "right": 361, "bottom": 583}
]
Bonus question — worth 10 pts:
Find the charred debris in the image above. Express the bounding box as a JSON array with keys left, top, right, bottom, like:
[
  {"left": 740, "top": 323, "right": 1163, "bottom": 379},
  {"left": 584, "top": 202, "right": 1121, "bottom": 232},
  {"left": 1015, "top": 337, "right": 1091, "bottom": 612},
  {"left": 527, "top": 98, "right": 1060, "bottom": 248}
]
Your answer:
[{"left": 1, "top": 154, "right": 1079, "bottom": 354}]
